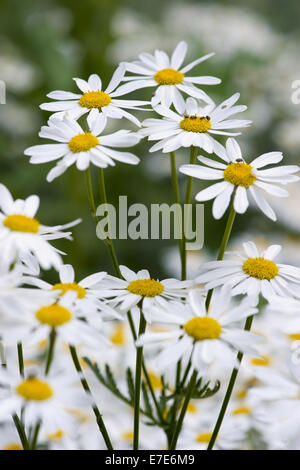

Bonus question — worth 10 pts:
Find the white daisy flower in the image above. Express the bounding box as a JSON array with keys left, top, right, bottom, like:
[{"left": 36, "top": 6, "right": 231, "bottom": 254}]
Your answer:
[
  {"left": 136, "top": 286, "right": 259, "bottom": 376},
  {"left": 0, "top": 184, "right": 80, "bottom": 270},
  {"left": 97, "top": 265, "right": 191, "bottom": 313},
  {"left": 196, "top": 242, "right": 300, "bottom": 299},
  {"left": 119, "top": 41, "right": 221, "bottom": 113},
  {"left": 0, "top": 366, "right": 88, "bottom": 434},
  {"left": 23, "top": 264, "right": 121, "bottom": 320},
  {"left": 0, "top": 291, "right": 110, "bottom": 350},
  {"left": 24, "top": 115, "right": 141, "bottom": 182},
  {"left": 250, "top": 367, "right": 300, "bottom": 441},
  {"left": 180, "top": 137, "right": 300, "bottom": 220},
  {"left": 40, "top": 64, "right": 149, "bottom": 127},
  {"left": 140, "top": 94, "right": 251, "bottom": 154},
  {"left": 0, "top": 423, "right": 23, "bottom": 450}
]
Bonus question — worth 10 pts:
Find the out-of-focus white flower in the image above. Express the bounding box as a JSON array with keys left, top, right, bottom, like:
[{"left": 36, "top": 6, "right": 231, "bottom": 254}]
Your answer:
[
  {"left": 0, "top": 366, "right": 88, "bottom": 434},
  {"left": 0, "top": 184, "right": 80, "bottom": 270}
]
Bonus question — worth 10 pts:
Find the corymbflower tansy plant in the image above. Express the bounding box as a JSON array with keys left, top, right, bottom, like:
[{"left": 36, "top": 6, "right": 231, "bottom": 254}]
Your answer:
[{"left": 0, "top": 40, "right": 298, "bottom": 451}]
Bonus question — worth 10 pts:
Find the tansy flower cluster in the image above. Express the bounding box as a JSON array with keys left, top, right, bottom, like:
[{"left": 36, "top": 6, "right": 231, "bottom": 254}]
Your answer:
[{"left": 0, "top": 41, "right": 299, "bottom": 451}]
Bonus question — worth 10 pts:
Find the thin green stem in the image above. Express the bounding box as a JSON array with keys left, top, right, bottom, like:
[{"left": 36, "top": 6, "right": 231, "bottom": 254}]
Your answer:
[
  {"left": 133, "top": 312, "right": 147, "bottom": 450},
  {"left": 85, "top": 168, "right": 98, "bottom": 223},
  {"left": 69, "top": 344, "right": 113, "bottom": 450},
  {"left": 169, "top": 369, "right": 198, "bottom": 450},
  {"left": 205, "top": 199, "right": 237, "bottom": 310},
  {"left": 207, "top": 314, "right": 254, "bottom": 450},
  {"left": 170, "top": 152, "right": 184, "bottom": 269},
  {"left": 127, "top": 311, "right": 164, "bottom": 424},
  {"left": 97, "top": 168, "right": 122, "bottom": 278},
  {"left": 17, "top": 342, "right": 24, "bottom": 378},
  {"left": 182, "top": 146, "right": 198, "bottom": 280},
  {"left": 45, "top": 329, "right": 57, "bottom": 375},
  {"left": 13, "top": 414, "right": 29, "bottom": 450},
  {"left": 30, "top": 421, "right": 41, "bottom": 450}
]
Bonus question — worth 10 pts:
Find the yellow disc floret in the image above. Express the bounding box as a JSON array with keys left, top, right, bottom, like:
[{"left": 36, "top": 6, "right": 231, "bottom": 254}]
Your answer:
[
  {"left": 16, "top": 377, "right": 53, "bottom": 401},
  {"left": 3, "top": 214, "right": 40, "bottom": 233},
  {"left": 180, "top": 116, "right": 211, "bottom": 133},
  {"left": 232, "top": 406, "right": 251, "bottom": 415},
  {"left": 127, "top": 278, "right": 164, "bottom": 297},
  {"left": 154, "top": 68, "right": 184, "bottom": 85},
  {"left": 184, "top": 317, "right": 222, "bottom": 341},
  {"left": 3, "top": 443, "right": 23, "bottom": 450},
  {"left": 250, "top": 355, "right": 271, "bottom": 366},
  {"left": 110, "top": 323, "right": 126, "bottom": 345},
  {"left": 68, "top": 132, "right": 99, "bottom": 153},
  {"left": 79, "top": 91, "right": 111, "bottom": 109},
  {"left": 36, "top": 304, "right": 72, "bottom": 328},
  {"left": 52, "top": 282, "right": 86, "bottom": 299},
  {"left": 223, "top": 163, "right": 256, "bottom": 188},
  {"left": 196, "top": 432, "right": 213, "bottom": 443},
  {"left": 243, "top": 257, "right": 279, "bottom": 280}
]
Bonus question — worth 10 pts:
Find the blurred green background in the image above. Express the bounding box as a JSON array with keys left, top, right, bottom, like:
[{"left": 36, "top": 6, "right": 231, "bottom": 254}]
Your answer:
[{"left": 1, "top": 0, "right": 300, "bottom": 283}]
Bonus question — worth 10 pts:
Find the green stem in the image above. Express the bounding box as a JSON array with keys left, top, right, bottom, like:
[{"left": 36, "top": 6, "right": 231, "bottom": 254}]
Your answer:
[
  {"left": 30, "top": 421, "right": 41, "bottom": 450},
  {"left": 127, "top": 312, "right": 165, "bottom": 424},
  {"left": 205, "top": 199, "right": 237, "bottom": 310},
  {"left": 69, "top": 344, "right": 113, "bottom": 450},
  {"left": 207, "top": 315, "right": 254, "bottom": 450},
  {"left": 169, "top": 369, "right": 198, "bottom": 450},
  {"left": 13, "top": 414, "right": 29, "bottom": 450},
  {"left": 97, "top": 168, "right": 122, "bottom": 277},
  {"left": 17, "top": 342, "right": 24, "bottom": 378},
  {"left": 170, "top": 152, "right": 184, "bottom": 269},
  {"left": 85, "top": 168, "right": 98, "bottom": 224},
  {"left": 133, "top": 312, "right": 147, "bottom": 450},
  {"left": 182, "top": 146, "right": 198, "bottom": 280},
  {"left": 45, "top": 329, "right": 57, "bottom": 375}
]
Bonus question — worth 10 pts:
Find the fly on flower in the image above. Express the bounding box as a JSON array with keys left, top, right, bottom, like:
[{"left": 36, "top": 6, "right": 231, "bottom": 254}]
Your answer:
[
  {"left": 24, "top": 114, "right": 141, "bottom": 181},
  {"left": 180, "top": 137, "right": 300, "bottom": 220},
  {"left": 0, "top": 184, "right": 80, "bottom": 270},
  {"left": 40, "top": 64, "right": 149, "bottom": 127},
  {"left": 140, "top": 94, "right": 251, "bottom": 154},
  {"left": 120, "top": 41, "right": 221, "bottom": 113}
]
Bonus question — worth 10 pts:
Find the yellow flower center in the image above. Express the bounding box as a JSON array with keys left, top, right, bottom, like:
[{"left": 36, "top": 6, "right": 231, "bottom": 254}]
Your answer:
[
  {"left": 110, "top": 323, "right": 126, "bottom": 345},
  {"left": 236, "top": 388, "right": 247, "bottom": 399},
  {"left": 154, "top": 68, "right": 184, "bottom": 85},
  {"left": 3, "top": 214, "right": 40, "bottom": 233},
  {"left": 243, "top": 257, "right": 279, "bottom": 280},
  {"left": 68, "top": 132, "right": 99, "bottom": 153},
  {"left": 196, "top": 432, "right": 213, "bottom": 443},
  {"left": 180, "top": 116, "right": 211, "bottom": 133},
  {"left": 186, "top": 402, "right": 197, "bottom": 414},
  {"left": 127, "top": 278, "right": 164, "bottom": 297},
  {"left": 79, "top": 91, "right": 111, "bottom": 109},
  {"left": 223, "top": 163, "right": 256, "bottom": 188},
  {"left": 288, "top": 333, "right": 300, "bottom": 341},
  {"left": 52, "top": 282, "right": 86, "bottom": 299},
  {"left": 232, "top": 406, "right": 251, "bottom": 415},
  {"left": 122, "top": 430, "right": 134, "bottom": 441},
  {"left": 147, "top": 372, "right": 162, "bottom": 390},
  {"left": 36, "top": 304, "right": 72, "bottom": 328},
  {"left": 3, "top": 443, "right": 23, "bottom": 450},
  {"left": 16, "top": 377, "right": 53, "bottom": 401},
  {"left": 250, "top": 355, "right": 271, "bottom": 366},
  {"left": 184, "top": 317, "right": 222, "bottom": 341},
  {"left": 46, "top": 430, "right": 64, "bottom": 441}
]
